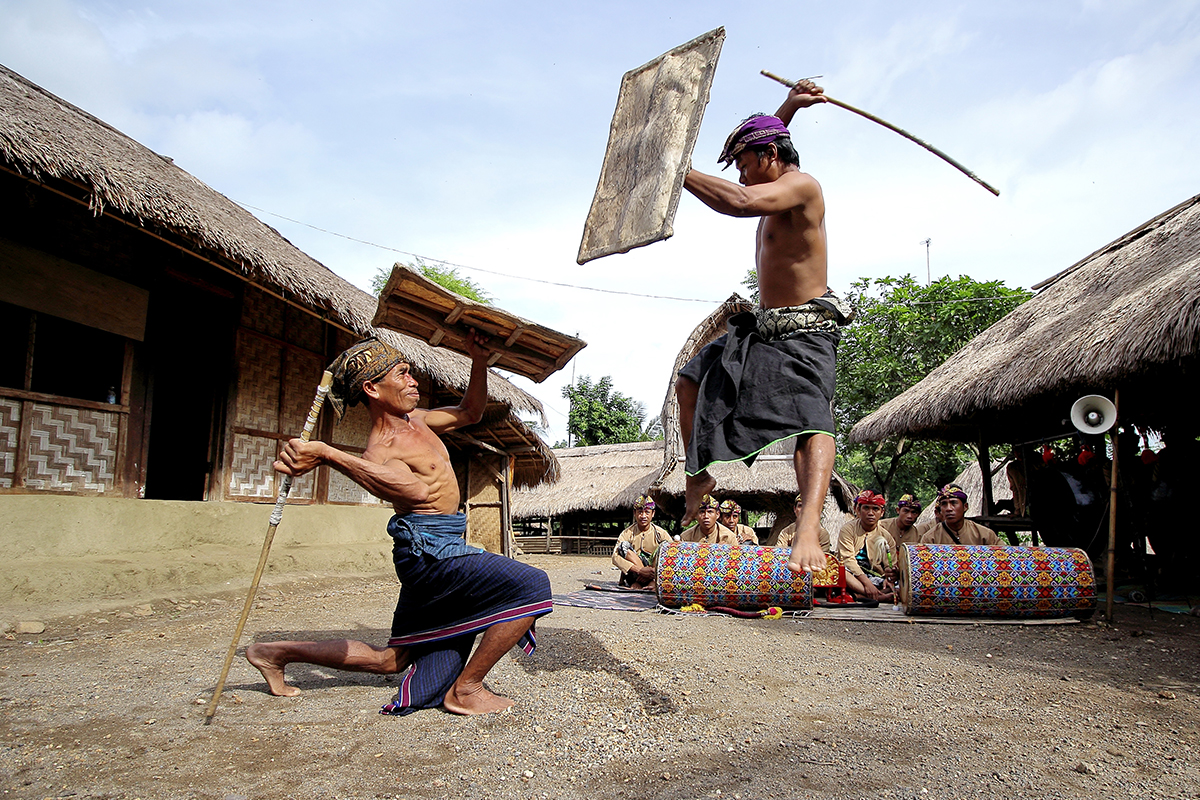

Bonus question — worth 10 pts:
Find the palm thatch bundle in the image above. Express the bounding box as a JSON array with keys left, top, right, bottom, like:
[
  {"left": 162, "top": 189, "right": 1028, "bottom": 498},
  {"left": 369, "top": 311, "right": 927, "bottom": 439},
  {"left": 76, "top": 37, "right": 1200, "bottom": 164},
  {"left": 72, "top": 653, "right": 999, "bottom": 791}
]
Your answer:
[
  {"left": 511, "top": 440, "right": 662, "bottom": 520},
  {"left": 0, "top": 63, "right": 557, "bottom": 487},
  {"left": 851, "top": 192, "right": 1200, "bottom": 445}
]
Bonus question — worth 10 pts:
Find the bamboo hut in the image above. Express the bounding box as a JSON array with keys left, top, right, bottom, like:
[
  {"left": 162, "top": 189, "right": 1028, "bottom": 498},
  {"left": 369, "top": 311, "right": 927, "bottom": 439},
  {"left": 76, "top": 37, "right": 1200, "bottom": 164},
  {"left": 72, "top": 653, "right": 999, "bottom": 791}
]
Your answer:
[
  {"left": 511, "top": 440, "right": 664, "bottom": 554},
  {"left": 849, "top": 193, "right": 1200, "bottom": 517},
  {"left": 850, "top": 193, "right": 1200, "bottom": 587},
  {"left": 652, "top": 294, "right": 854, "bottom": 541},
  {"left": 0, "top": 63, "right": 558, "bottom": 561}
]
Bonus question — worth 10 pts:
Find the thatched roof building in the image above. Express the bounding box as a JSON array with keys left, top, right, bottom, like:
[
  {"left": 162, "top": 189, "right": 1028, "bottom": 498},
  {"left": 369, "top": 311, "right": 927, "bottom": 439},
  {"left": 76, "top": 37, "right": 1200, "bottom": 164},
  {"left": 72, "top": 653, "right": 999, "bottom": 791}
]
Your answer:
[
  {"left": 512, "top": 440, "right": 661, "bottom": 520},
  {"left": 850, "top": 192, "right": 1200, "bottom": 446},
  {"left": 652, "top": 294, "right": 854, "bottom": 531},
  {"left": 0, "top": 63, "right": 557, "bottom": 548}
]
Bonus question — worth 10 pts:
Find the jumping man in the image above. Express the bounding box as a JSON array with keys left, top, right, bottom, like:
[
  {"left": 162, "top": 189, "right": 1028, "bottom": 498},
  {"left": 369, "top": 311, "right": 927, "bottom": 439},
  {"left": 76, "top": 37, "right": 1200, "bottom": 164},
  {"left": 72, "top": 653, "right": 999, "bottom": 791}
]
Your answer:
[{"left": 678, "top": 79, "right": 849, "bottom": 575}]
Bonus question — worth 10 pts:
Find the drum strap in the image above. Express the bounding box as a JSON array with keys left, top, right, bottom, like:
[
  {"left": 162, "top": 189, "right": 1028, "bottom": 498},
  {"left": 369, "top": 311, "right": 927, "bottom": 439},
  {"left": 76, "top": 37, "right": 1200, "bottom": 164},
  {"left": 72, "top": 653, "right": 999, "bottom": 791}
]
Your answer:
[{"left": 940, "top": 522, "right": 963, "bottom": 545}]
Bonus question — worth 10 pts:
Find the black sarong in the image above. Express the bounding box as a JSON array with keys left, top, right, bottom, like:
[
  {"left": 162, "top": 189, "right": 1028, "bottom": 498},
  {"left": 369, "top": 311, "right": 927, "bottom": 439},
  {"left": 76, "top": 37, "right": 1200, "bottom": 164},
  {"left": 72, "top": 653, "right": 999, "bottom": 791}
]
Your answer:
[{"left": 680, "top": 304, "right": 841, "bottom": 476}]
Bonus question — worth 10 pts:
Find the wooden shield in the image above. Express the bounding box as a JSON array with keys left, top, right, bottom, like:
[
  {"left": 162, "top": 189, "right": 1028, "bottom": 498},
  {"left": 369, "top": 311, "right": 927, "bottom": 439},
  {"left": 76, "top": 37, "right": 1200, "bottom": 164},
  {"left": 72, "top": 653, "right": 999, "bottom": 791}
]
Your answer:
[
  {"left": 577, "top": 27, "right": 725, "bottom": 265},
  {"left": 372, "top": 264, "right": 586, "bottom": 383}
]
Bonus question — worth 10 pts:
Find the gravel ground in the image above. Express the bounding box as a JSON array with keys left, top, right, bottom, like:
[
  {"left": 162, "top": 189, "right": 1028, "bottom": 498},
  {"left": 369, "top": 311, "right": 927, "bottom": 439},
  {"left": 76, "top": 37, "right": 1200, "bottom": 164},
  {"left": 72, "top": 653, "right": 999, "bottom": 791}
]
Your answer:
[{"left": 2, "top": 554, "right": 1198, "bottom": 800}]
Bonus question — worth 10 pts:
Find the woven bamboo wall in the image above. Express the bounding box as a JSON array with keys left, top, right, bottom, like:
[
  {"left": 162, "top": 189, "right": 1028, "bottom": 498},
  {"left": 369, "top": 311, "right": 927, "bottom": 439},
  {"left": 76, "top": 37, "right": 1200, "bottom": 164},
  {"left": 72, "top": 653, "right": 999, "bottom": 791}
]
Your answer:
[
  {"left": 24, "top": 403, "right": 118, "bottom": 493},
  {"left": 0, "top": 397, "right": 17, "bottom": 488},
  {"left": 466, "top": 452, "right": 504, "bottom": 553}
]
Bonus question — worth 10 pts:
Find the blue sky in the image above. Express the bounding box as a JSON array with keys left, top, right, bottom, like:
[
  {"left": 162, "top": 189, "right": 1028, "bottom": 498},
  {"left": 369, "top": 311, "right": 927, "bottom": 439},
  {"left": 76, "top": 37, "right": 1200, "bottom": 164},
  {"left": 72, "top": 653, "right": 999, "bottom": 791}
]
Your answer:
[{"left": 4, "top": 1, "right": 1200, "bottom": 444}]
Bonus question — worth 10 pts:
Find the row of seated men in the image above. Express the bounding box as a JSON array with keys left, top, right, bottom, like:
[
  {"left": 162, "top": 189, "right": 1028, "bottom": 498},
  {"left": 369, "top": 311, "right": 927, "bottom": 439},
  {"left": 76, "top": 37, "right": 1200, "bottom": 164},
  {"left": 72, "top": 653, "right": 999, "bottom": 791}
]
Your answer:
[{"left": 611, "top": 485, "right": 998, "bottom": 601}]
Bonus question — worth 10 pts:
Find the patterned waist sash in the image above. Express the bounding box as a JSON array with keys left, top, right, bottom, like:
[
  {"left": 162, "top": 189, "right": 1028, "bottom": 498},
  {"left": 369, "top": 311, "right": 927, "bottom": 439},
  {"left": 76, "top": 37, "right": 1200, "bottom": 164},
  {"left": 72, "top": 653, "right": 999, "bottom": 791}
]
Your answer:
[{"left": 753, "top": 291, "right": 852, "bottom": 341}]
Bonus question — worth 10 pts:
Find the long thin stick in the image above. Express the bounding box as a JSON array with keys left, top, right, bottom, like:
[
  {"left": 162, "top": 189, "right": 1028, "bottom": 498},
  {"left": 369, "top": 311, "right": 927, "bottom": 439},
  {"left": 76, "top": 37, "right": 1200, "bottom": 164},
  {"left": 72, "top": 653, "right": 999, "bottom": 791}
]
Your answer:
[
  {"left": 203, "top": 370, "right": 334, "bottom": 724},
  {"left": 761, "top": 70, "right": 1000, "bottom": 197}
]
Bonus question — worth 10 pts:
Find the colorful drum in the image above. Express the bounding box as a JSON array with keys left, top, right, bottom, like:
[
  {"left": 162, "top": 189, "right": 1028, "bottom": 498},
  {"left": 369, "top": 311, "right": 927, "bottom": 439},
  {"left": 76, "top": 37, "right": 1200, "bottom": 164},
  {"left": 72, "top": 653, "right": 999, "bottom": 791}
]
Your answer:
[
  {"left": 901, "top": 544, "right": 1096, "bottom": 618},
  {"left": 655, "top": 541, "right": 814, "bottom": 610}
]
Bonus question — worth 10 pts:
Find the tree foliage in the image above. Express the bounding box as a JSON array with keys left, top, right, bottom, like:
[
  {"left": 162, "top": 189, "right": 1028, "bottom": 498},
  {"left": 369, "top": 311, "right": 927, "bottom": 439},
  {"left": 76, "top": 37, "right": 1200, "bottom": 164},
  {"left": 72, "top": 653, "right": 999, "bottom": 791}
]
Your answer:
[
  {"left": 561, "top": 375, "right": 657, "bottom": 447},
  {"left": 835, "top": 274, "right": 1030, "bottom": 500},
  {"left": 372, "top": 259, "right": 493, "bottom": 305}
]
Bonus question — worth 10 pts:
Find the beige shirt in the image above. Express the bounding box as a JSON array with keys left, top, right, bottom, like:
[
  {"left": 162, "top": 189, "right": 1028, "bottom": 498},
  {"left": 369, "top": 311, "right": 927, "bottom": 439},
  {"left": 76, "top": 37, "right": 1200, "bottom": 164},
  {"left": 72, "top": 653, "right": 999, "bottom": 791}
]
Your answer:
[
  {"left": 611, "top": 523, "right": 672, "bottom": 573},
  {"left": 880, "top": 517, "right": 921, "bottom": 547},
  {"left": 681, "top": 522, "right": 738, "bottom": 545},
  {"left": 774, "top": 523, "right": 832, "bottom": 555},
  {"left": 836, "top": 520, "right": 898, "bottom": 577},
  {"left": 919, "top": 519, "right": 1000, "bottom": 546},
  {"left": 731, "top": 523, "right": 758, "bottom": 545}
]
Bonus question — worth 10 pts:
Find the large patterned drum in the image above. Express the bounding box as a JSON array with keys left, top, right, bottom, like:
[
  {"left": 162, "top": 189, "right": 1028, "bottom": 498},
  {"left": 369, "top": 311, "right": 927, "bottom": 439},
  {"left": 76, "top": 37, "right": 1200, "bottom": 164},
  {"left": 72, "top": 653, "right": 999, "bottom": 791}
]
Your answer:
[
  {"left": 901, "top": 544, "right": 1096, "bottom": 618},
  {"left": 655, "top": 541, "right": 814, "bottom": 610}
]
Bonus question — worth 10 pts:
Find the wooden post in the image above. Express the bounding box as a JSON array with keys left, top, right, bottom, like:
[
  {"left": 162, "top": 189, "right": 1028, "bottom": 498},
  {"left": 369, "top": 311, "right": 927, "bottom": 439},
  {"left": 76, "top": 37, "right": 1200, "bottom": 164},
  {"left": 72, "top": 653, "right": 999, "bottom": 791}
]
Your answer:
[
  {"left": 976, "top": 430, "right": 994, "bottom": 516},
  {"left": 1106, "top": 390, "right": 1120, "bottom": 623}
]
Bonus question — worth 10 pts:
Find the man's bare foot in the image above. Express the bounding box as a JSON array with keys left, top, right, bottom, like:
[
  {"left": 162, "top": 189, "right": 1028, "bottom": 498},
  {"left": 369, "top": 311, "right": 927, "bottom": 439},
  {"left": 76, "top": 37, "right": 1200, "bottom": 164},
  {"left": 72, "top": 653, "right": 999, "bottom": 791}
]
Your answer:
[
  {"left": 443, "top": 680, "right": 515, "bottom": 715},
  {"left": 681, "top": 471, "right": 716, "bottom": 526},
  {"left": 785, "top": 527, "right": 827, "bottom": 575},
  {"left": 245, "top": 643, "right": 301, "bottom": 697}
]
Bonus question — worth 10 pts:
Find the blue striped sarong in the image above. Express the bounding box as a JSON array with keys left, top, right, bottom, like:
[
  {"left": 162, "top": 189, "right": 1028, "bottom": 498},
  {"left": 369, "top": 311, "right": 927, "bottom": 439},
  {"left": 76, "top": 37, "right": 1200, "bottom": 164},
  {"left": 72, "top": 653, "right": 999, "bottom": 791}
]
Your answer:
[{"left": 379, "top": 513, "right": 551, "bottom": 716}]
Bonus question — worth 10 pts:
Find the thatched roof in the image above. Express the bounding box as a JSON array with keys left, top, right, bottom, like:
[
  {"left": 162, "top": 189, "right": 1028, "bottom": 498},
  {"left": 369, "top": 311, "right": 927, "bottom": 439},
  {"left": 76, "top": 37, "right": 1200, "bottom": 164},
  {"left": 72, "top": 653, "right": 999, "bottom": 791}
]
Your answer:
[
  {"left": 511, "top": 440, "right": 662, "bottom": 519},
  {"left": 652, "top": 294, "right": 853, "bottom": 513},
  {"left": 0, "top": 63, "right": 557, "bottom": 487},
  {"left": 850, "top": 192, "right": 1200, "bottom": 445}
]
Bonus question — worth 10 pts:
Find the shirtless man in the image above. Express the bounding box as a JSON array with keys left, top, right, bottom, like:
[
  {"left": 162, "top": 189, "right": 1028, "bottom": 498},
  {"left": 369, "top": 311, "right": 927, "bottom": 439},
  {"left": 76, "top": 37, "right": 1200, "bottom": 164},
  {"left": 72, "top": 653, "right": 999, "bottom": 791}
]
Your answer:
[
  {"left": 245, "top": 334, "right": 552, "bottom": 716},
  {"left": 679, "top": 79, "right": 847, "bottom": 577}
]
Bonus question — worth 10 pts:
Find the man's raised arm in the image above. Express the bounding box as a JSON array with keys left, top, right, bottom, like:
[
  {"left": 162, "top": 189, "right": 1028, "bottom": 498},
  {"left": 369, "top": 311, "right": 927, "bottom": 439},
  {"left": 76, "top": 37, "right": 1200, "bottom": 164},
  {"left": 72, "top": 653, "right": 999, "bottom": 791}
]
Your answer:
[
  {"left": 774, "top": 78, "right": 826, "bottom": 127},
  {"left": 421, "top": 328, "right": 490, "bottom": 434}
]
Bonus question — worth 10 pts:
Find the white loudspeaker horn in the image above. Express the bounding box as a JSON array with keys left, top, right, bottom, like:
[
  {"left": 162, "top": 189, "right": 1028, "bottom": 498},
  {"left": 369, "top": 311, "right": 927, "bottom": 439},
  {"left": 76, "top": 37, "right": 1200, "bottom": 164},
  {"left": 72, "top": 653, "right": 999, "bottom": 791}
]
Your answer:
[{"left": 1070, "top": 394, "right": 1116, "bottom": 434}]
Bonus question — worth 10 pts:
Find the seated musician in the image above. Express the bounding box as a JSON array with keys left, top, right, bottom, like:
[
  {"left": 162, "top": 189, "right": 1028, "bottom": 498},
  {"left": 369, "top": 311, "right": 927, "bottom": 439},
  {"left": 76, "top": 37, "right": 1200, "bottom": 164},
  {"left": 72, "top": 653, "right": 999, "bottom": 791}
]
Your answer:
[
  {"left": 836, "top": 490, "right": 899, "bottom": 602},
  {"left": 719, "top": 500, "right": 760, "bottom": 545},
  {"left": 914, "top": 500, "right": 944, "bottom": 540},
  {"left": 880, "top": 493, "right": 923, "bottom": 547},
  {"left": 775, "top": 493, "right": 832, "bottom": 554},
  {"left": 612, "top": 495, "right": 672, "bottom": 589},
  {"left": 681, "top": 495, "right": 739, "bottom": 544},
  {"left": 918, "top": 484, "right": 1000, "bottom": 545}
]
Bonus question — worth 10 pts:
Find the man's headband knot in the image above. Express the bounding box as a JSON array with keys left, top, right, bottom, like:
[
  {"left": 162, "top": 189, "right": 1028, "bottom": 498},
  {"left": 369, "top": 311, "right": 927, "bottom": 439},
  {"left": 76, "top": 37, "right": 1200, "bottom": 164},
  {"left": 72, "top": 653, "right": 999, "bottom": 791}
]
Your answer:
[{"left": 718, "top": 113, "right": 791, "bottom": 168}]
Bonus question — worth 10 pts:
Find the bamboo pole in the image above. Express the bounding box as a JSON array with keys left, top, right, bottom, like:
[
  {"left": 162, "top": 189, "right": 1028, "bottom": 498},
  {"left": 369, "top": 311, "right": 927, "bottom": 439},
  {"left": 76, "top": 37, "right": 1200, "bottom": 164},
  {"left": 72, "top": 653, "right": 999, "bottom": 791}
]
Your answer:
[
  {"left": 760, "top": 70, "right": 1000, "bottom": 197},
  {"left": 203, "top": 370, "right": 334, "bottom": 724},
  {"left": 1106, "top": 389, "right": 1120, "bottom": 623}
]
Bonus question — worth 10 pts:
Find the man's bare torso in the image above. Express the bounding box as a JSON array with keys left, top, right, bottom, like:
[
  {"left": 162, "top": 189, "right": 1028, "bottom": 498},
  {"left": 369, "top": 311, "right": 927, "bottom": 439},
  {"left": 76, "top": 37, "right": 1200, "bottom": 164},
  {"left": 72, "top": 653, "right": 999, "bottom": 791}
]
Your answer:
[
  {"left": 755, "top": 170, "right": 828, "bottom": 309},
  {"left": 362, "top": 409, "right": 461, "bottom": 515}
]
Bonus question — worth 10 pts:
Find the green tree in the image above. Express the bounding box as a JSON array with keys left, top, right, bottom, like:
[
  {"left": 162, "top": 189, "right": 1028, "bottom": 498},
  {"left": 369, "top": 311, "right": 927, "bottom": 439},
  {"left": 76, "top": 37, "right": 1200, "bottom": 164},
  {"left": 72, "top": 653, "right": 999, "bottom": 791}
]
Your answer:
[
  {"left": 372, "top": 259, "right": 492, "bottom": 304},
  {"left": 561, "top": 375, "right": 654, "bottom": 447},
  {"left": 835, "top": 274, "right": 1030, "bottom": 500}
]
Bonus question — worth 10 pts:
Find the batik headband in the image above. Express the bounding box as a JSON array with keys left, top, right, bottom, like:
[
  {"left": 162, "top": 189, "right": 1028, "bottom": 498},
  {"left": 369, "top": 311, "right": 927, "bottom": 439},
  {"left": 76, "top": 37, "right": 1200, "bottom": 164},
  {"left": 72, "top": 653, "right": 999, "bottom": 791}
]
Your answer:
[
  {"left": 326, "top": 336, "right": 405, "bottom": 421},
  {"left": 938, "top": 484, "right": 968, "bottom": 502},
  {"left": 718, "top": 114, "right": 791, "bottom": 168},
  {"left": 719, "top": 500, "right": 738, "bottom": 515},
  {"left": 633, "top": 495, "right": 655, "bottom": 511},
  {"left": 897, "top": 494, "right": 922, "bottom": 511},
  {"left": 698, "top": 495, "right": 721, "bottom": 511},
  {"left": 854, "top": 490, "right": 886, "bottom": 508}
]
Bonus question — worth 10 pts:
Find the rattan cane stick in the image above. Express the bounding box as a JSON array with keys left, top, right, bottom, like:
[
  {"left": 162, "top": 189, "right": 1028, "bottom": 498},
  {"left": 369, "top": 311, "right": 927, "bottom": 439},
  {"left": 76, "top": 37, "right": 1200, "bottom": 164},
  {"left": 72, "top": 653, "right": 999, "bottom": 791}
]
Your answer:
[
  {"left": 203, "top": 370, "right": 334, "bottom": 724},
  {"left": 761, "top": 70, "right": 1000, "bottom": 196}
]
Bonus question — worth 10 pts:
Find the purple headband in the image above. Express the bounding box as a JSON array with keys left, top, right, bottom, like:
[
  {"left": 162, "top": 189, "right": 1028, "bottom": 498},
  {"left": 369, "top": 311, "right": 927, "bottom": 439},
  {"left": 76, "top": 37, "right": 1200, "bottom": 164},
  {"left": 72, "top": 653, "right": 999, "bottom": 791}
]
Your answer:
[
  {"left": 718, "top": 114, "right": 791, "bottom": 168},
  {"left": 698, "top": 494, "right": 720, "bottom": 511},
  {"left": 938, "top": 484, "right": 968, "bottom": 503},
  {"left": 897, "top": 494, "right": 922, "bottom": 511},
  {"left": 634, "top": 495, "right": 655, "bottom": 511}
]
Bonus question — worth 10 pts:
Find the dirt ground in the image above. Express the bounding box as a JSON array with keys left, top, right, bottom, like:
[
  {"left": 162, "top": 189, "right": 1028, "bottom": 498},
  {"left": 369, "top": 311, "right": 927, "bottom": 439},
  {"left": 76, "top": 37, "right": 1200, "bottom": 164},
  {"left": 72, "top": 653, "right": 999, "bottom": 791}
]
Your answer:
[{"left": 2, "top": 554, "right": 1198, "bottom": 800}]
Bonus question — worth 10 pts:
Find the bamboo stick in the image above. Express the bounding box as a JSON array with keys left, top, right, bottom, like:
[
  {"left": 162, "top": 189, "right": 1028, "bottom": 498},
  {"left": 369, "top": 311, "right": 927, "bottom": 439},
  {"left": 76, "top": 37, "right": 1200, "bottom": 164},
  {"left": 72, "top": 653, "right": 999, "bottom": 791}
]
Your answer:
[
  {"left": 761, "top": 70, "right": 1000, "bottom": 197},
  {"left": 203, "top": 370, "right": 334, "bottom": 724}
]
